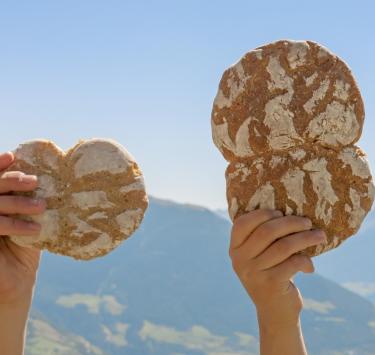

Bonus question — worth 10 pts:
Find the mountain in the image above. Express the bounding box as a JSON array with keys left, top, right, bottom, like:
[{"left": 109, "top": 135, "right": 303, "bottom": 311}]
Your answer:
[
  {"left": 315, "top": 209, "right": 375, "bottom": 302},
  {"left": 28, "top": 197, "right": 375, "bottom": 355},
  {"left": 213, "top": 208, "right": 230, "bottom": 221}
]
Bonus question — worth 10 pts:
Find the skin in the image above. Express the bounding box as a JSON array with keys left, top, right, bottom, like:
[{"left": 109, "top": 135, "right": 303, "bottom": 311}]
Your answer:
[
  {"left": 0, "top": 150, "right": 326, "bottom": 354},
  {"left": 230, "top": 209, "right": 327, "bottom": 355},
  {"left": 0, "top": 152, "right": 45, "bottom": 355}
]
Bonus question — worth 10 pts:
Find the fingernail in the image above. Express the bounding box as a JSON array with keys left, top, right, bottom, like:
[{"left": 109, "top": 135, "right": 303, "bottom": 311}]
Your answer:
[
  {"left": 28, "top": 222, "right": 41, "bottom": 231},
  {"left": 21, "top": 175, "right": 37, "bottom": 184},
  {"left": 304, "top": 218, "right": 312, "bottom": 228},
  {"left": 314, "top": 230, "right": 327, "bottom": 242},
  {"left": 30, "top": 198, "right": 46, "bottom": 206},
  {"left": 0, "top": 152, "right": 14, "bottom": 162}
]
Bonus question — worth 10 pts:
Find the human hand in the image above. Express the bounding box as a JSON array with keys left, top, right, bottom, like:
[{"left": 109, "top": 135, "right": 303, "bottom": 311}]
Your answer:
[
  {"left": 229, "top": 209, "right": 327, "bottom": 330},
  {"left": 0, "top": 151, "right": 46, "bottom": 306}
]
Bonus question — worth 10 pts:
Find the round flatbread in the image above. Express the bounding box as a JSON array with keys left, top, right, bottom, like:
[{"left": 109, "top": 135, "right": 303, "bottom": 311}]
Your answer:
[
  {"left": 212, "top": 40, "right": 364, "bottom": 161},
  {"left": 6, "top": 139, "right": 148, "bottom": 260},
  {"left": 226, "top": 145, "right": 375, "bottom": 256}
]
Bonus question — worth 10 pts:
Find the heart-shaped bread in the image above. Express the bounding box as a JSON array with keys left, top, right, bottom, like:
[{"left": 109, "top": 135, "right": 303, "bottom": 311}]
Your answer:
[
  {"left": 6, "top": 139, "right": 148, "bottom": 260},
  {"left": 212, "top": 39, "right": 375, "bottom": 256}
]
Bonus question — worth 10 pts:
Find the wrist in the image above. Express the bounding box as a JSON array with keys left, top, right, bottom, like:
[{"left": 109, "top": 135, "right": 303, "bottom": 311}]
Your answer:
[
  {"left": 0, "top": 286, "right": 34, "bottom": 307},
  {"left": 0, "top": 294, "right": 32, "bottom": 324},
  {"left": 257, "top": 308, "right": 301, "bottom": 334},
  {"left": 258, "top": 315, "right": 307, "bottom": 355},
  {"left": 0, "top": 295, "right": 32, "bottom": 311},
  {"left": 0, "top": 297, "right": 32, "bottom": 355},
  {"left": 0, "top": 289, "right": 34, "bottom": 334},
  {"left": 258, "top": 315, "right": 301, "bottom": 335}
]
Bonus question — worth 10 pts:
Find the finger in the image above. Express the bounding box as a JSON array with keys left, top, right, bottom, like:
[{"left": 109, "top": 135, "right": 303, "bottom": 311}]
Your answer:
[
  {"left": 255, "top": 229, "right": 327, "bottom": 270},
  {"left": 0, "top": 196, "right": 46, "bottom": 215},
  {"left": 0, "top": 171, "right": 38, "bottom": 193},
  {"left": 0, "top": 152, "right": 14, "bottom": 171},
  {"left": 230, "top": 209, "right": 284, "bottom": 250},
  {"left": 264, "top": 254, "right": 315, "bottom": 283},
  {"left": 238, "top": 215, "right": 313, "bottom": 260},
  {"left": 0, "top": 215, "right": 41, "bottom": 236}
]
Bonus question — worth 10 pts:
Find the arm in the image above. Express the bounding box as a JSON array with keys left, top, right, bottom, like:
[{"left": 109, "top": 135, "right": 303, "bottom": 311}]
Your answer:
[
  {"left": 229, "top": 209, "right": 327, "bottom": 355},
  {"left": 0, "top": 152, "right": 45, "bottom": 355},
  {"left": 258, "top": 317, "right": 306, "bottom": 355},
  {"left": 0, "top": 299, "right": 34, "bottom": 355}
]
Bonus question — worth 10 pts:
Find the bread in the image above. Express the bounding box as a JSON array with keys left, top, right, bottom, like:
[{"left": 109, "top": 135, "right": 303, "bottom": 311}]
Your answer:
[
  {"left": 6, "top": 139, "right": 148, "bottom": 260},
  {"left": 226, "top": 145, "right": 374, "bottom": 256},
  {"left": 212, "top": 39, "right": 374, "bottom": 256},
  {"left": 212, "top": 40, "right": 364, "bottom": 160}
]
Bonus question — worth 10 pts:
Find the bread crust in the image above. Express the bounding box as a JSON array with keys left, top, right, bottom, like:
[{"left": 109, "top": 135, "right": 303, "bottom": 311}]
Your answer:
[
  {"left": 212, "top": 40, "right": 374, "bottom": 256},
  {"left": 6, "top": 139, "right": 148, "bottom": 260}
]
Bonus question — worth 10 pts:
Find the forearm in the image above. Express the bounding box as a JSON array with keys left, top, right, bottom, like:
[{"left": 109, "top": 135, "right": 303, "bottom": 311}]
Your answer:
[
  {"left": 0, "top": 295, "right": 32, "bottom": 355},
  {"left": 258, "top": 316, "right": 307, "bottom": 355}
]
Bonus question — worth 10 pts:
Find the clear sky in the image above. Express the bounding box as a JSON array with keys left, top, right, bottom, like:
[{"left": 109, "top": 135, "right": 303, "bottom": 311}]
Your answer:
[{"left": 0, "top": 0, "right": 374, "bottom": 209}]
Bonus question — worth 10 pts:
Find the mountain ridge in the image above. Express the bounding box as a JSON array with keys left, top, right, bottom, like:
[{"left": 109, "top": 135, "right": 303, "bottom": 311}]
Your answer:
[{"left": 28, "top": 196, "right": 375, "bottom": 355}]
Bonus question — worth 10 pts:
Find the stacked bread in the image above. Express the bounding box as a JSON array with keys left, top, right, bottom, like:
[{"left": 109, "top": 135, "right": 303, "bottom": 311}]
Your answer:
[{"left": 212, "top": 40, "right": 375, "bottom": 256}]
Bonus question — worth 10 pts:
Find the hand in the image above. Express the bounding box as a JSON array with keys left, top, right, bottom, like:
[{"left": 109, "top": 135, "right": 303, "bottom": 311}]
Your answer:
[
  {"left": 229, "top": 209, "right": 327, "bottom": 329},
  {"left": 0, "top": 151, "right": 46, "bottom": 305}
]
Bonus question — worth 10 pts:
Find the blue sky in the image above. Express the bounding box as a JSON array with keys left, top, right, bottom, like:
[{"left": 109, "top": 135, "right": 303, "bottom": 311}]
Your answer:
[{"left": 0, "top": 0, "right": 374, "bottom": 209}]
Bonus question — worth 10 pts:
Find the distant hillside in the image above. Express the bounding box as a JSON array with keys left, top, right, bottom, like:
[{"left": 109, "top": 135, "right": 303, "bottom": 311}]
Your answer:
[
  {"left": 213, "top": 208, "right": 230, "bottom": 221},
  {"left": 315, "top": 209, "right": 375, "bottom": 302},
  {"left": 29, "top": 197, "right": 375, "bottom": 355}
]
